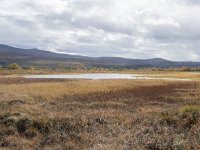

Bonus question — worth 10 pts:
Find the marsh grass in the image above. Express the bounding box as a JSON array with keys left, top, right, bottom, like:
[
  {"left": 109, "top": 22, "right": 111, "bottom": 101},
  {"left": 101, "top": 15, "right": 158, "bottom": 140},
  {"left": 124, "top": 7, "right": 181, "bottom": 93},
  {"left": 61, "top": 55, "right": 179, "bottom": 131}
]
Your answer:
[
  {"left": 179, "top": 102, "right": 200, "bottom": 113},
  {"left": 0, "top": 76, "right": 200, "bottom": 149}
]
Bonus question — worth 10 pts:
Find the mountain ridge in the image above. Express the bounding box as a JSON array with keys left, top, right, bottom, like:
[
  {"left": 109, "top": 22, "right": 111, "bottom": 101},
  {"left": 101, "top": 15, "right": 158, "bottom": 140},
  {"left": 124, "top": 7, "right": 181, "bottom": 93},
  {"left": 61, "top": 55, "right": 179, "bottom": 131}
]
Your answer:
[{"left": 0, "top": 44, "right": 200, "bottom": 68}]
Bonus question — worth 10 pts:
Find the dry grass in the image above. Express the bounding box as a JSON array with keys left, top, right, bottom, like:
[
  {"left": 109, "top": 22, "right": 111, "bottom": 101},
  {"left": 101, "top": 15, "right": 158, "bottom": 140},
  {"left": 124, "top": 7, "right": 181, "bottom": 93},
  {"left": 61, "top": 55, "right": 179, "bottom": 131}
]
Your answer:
[
  {"left": 0, "top": 74, "right": 200, "bottom": 149},
  {"left": 0, "top": 79, "right": 171, "bottom": 101}
]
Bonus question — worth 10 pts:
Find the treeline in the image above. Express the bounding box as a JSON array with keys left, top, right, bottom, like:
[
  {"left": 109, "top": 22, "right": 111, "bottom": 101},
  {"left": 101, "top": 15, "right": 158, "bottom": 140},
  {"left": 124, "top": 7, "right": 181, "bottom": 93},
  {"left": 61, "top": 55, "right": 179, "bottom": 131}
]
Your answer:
[
  {"left": 1, "top": 63, "right": 200, "bottom": 72},
  {"left": 88, "top": 67, "right": 200, "bottom": 72},
  {"left": 137, "top": 67, "right": 200, "bottom": 72},
  {"left": 0, "top": 63, "right": 38, "bottom": 70}
]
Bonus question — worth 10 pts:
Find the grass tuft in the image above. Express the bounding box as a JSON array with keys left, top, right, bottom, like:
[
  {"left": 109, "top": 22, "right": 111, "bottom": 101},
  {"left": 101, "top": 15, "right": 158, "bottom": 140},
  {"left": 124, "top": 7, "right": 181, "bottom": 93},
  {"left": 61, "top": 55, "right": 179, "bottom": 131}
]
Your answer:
[{"left": 178, "top": 102, "right": 200, "bottom": 113}]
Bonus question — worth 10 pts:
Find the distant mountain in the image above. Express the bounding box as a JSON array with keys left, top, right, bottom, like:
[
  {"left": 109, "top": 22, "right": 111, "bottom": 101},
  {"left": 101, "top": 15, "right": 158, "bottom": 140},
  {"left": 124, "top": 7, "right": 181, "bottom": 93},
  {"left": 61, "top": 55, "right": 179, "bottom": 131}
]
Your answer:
[{"left": 0, "top": 44, "right": 200, "bottom": 68}]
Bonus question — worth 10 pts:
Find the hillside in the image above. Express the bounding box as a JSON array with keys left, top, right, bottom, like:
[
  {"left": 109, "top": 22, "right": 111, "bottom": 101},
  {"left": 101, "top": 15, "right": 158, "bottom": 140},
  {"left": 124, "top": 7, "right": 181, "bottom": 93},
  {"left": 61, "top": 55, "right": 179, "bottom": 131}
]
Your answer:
[{"left": 0, "top": 44, "right": 200, "bottom": 68}]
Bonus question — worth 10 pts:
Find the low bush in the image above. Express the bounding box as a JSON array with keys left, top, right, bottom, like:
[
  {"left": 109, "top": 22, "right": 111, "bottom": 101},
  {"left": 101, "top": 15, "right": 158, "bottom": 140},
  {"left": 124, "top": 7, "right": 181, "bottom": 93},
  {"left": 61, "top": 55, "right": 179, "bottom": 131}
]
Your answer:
[
  {"left": 179, "top": 103, "right": 200, "bottom": 113},
  {"left": 7, "top": 63, "right": 21, "bottom": 70}
]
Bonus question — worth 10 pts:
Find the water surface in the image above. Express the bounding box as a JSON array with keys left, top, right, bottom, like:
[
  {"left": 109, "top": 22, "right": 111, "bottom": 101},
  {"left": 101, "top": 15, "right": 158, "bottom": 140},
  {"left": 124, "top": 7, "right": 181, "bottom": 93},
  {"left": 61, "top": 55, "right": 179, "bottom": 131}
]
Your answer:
[{"left": 24, "top": 73, "right": 191, "bottom": 81}]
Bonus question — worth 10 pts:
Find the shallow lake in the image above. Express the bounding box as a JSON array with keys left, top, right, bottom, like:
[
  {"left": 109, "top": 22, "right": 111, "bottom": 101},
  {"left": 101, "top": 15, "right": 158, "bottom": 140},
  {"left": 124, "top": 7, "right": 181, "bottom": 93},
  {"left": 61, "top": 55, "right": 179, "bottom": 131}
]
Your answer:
[{"left": 24, "top": 73, "right": 191, "bottom": 81}]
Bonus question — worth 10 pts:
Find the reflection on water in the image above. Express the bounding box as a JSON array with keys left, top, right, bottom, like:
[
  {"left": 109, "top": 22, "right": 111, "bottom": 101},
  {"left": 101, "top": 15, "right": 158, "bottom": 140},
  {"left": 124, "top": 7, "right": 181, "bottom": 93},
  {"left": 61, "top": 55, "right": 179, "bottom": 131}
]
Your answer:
[{"left": 24, "top": 73, "right": 191, "bottom": 81}]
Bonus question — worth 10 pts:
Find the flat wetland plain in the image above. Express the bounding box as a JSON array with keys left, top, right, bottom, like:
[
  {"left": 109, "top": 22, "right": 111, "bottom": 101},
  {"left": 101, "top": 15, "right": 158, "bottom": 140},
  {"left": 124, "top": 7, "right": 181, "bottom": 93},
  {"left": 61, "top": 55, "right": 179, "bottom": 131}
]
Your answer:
[{"left": 0, "top": 70, "right": 200, "bottom": 149}]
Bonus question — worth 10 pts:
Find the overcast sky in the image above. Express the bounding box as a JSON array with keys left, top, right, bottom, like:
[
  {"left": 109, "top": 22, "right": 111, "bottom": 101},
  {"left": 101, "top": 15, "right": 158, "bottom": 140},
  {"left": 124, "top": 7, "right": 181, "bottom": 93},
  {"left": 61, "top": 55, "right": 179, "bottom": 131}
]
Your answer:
[{"left": 0, "top": 0, "right": 200, "bottom": 61}]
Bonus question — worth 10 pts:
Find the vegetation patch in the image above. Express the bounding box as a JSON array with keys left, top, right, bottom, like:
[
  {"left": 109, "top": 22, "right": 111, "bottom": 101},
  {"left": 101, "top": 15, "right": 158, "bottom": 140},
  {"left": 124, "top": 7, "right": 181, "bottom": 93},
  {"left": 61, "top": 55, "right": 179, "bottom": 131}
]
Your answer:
[{"left": 0, "top": 76, "right": 199, "bottom": 149}]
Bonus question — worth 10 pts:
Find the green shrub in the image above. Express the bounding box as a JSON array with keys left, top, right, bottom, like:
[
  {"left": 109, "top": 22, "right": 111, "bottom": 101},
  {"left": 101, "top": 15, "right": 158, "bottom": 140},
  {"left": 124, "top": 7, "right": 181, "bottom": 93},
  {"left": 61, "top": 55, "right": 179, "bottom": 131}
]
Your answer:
[
  {"left": 159, "top": 103, "right": 200, "bottom": 129},
  {"left": 179, "top": 103, "right": 200, "bottom": 113},
  {"left": 178, "top": 103, "right": 200, "bottom": 129},
  {"left": 7, "top": 63, "right": 21, "bottom": 70}
]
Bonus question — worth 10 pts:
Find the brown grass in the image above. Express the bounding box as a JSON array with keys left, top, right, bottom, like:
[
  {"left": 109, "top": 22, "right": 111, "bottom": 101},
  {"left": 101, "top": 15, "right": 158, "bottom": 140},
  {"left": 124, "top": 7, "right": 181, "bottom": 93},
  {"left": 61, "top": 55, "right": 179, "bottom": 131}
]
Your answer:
[{"left": 0, "top": 76, "right": 200, "bottom": 149}]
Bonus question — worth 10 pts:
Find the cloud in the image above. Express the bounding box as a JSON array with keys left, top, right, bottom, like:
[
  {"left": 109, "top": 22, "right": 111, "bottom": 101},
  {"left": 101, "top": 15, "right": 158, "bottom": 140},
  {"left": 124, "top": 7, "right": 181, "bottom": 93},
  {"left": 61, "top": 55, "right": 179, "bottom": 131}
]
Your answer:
[
  {"left": 0, "top": 0, "right": 200, "bottom": 61},
  {"left": 181, "top": 0, "right": 200, "bottom": 5}
]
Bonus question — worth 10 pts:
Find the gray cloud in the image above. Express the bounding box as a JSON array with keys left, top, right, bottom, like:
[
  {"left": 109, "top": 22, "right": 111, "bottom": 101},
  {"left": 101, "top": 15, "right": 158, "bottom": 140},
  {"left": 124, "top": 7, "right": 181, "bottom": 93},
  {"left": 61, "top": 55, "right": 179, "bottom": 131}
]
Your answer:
[
  {"left": 0, "top": 0, "right": 200, "bottom": 61},
  {"left": 181, "top": 0, "right": 200, "bottom": 5}
]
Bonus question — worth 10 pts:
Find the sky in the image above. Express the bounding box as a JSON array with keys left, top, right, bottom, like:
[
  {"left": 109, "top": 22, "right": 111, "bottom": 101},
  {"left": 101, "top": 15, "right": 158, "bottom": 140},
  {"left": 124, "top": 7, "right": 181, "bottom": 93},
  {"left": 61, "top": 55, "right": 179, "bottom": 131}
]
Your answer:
[{"left": 0, "top": 0, "right": 200, "bottom": 61}]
